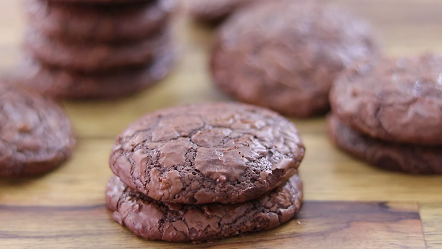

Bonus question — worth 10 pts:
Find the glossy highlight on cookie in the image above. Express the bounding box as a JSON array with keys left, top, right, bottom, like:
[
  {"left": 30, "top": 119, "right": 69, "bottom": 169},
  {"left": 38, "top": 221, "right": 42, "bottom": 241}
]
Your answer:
[{"left": 109, "top": 102, "right": 305, "bottom": 204}]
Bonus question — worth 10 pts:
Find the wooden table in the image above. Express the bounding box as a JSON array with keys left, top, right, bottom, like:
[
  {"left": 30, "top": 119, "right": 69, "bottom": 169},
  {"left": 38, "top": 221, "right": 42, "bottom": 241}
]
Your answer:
[{"left": 1, "top": 1, "right": 441, "bottom": 248}]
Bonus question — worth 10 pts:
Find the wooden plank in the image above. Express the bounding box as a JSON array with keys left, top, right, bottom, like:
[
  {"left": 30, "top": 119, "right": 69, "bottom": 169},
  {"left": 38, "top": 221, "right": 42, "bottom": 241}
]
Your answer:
[
  {"left": 421, "top": 203, "right": 442, "bottom": 249},
  {"left": 0, "top": 202, "right": 426, "bottom": 249}
]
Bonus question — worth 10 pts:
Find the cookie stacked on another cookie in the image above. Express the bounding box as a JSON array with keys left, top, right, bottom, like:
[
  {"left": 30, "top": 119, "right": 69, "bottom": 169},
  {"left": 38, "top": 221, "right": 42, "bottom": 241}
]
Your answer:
[
  {"left": 106, "top": 102, "right": 306, "bottom": 242},
  {"left": 19, "top": 0, "right": 176, "bottom": 99},
  {"left": 328, "top": 54, "right": 442, "bottom": 174}
]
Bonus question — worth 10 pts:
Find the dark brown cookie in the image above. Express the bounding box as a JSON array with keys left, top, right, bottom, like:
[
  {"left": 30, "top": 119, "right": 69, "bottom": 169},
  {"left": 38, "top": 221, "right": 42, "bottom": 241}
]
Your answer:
[
  {"left": 331, "top": 54, "right": 442, "bottom": 145},
  {"left": 26, "top": 0, "right": 174, "bottom": 42},
  {"left": 106, "top": 174, "right": 303, "bottom": 242},
  {"left": 187, "top": 0, "right": 257, "bottom": 24},
  {"left": 109, "top": 103, "right": 305, "bottom": 204},
  {"left": 327, "top": 115, "right": 442, "bottom": 175},
  {"left": 16, "top": 48, "right": 175, "bottom": 99},
  {"left": 46, "top": 0, "right": 150, "bottom": 3},
  {"left": 0, "top": 84, "right": 75, "bottom": 176},
  {"left": 211, "top": 2, "right": 379, "bottom": 117},
  {"left": 25, "top": 29, "right": 170, "bottom": 72}
]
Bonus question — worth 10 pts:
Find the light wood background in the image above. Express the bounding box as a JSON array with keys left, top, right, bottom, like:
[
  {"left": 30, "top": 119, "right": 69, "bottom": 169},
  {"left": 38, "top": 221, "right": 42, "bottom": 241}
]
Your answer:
[{"left": 0, "top": 0, "right": 441, "bottom": 248}]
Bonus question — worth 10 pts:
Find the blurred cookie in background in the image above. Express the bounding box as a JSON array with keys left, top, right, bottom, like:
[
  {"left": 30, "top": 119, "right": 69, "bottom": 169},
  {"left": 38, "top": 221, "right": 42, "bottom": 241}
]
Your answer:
[
  {"left": 211, "top": 1, "right": 380, "bottom": 117},
  {"left": 17, "top": 0, "right": 177, "bottom": 99},
  {"left": 25, "top": 0, "right": 175, "bottom": 42},
  {"left": 187, "top": 0, "right": 259, "bottom": 25},
  {"left": 16, "top": 47, "right": 176, "bottom": 99},
  {"left": 328, "top": 54, "right": 442, "bottom": 174},
  {"left": 0, "top": 83, "right": 75, "bottom": 176}
]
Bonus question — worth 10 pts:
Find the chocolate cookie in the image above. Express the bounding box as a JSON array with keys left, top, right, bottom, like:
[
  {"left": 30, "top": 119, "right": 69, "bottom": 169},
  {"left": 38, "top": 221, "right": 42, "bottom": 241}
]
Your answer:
[
  {"left": 25, "top": 29, "right": 170, "bottom": 72},
  {"left": 331, "top": 54, "right": 442, "bottom": 145},
  {"left": 110, "top": 103, "right": 305, "bottom": 204},
  {"left": 106, "top": 174, "right": 303, "bottom": 242},
  {"left": 46, "top": 0, "right": 148, "bottom": 3},
  {"left": 327, "top": 115, "right": 442, "bottom": 174},
  {"left": 17, "top": 48, "right": 175, "bottom": 99},
  {"left": 188, "top": 0, "right": 257, "bottom": 24},
  {"left": 26, "top": 0, "right": 174, "bottom": 42},
  {"left": 211, "top": 2, "right": 379, "bottom": 117},
  {"left": 0, "top": 84, "right": 75, "bottom": 176}
]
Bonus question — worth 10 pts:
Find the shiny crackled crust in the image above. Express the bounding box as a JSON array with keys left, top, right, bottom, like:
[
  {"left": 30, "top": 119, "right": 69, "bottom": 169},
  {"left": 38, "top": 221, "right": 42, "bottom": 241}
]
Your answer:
[
  {"left": 211, "top": 1, "right": 379, "bottom": 117},
  {"left": 0, "top": 84, "right": 75, "bottom": 176},
  {"left": 331, "top": 54, "right": 442, "bottom": 145},
  {"left": 25, "top": 0, "right": 174, "bottom": 42},
  {"left": 17, "top": 47, "right": 175, "bottom": 99},
  {"left": 327, "top": 115, "right": 442, "bottom": 174},
  {"left": 25, "top": 29, "right": 170, "bottom": 72},
  {"left": 106, "top": 174, "right": 303, "bottom": 242},
  {"left": 109, "top": 103, "right": 305, "bottom": 204}
]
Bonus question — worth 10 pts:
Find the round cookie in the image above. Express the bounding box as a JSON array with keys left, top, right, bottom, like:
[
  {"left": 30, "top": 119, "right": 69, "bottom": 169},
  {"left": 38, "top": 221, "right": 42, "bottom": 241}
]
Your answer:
[
  {"left": 331, "top": 54, "right": 442, "bottom": 145},
  {"left": 327, "top": 115, "right": 442, "bottom": 174},
  {"left": 25, "top": 29, "right": 170, "bottom": 72},
  {"left": 26, "top": 0, "right": 174, "bottom": 42},
  {"left": 106, "top": 174, "right": 303, "bottom": 242},
  {"left": 109, "top": 103, "right": 305, "bottom": 204},
  {"left": 0, "top": 84, "right": 75, "bottom": 176},
  {"left": 17, "top": 48, "right": 175, "bottom": 99},
  {"left": 188, "top": 0, "right": 257, "bottom": 24},
  {"left": 211, "top": 1, "right": 379, "bottom": 117}
]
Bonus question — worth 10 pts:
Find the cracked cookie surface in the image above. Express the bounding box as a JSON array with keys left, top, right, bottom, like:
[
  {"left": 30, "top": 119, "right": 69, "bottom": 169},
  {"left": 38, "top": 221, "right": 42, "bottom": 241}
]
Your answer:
[
  {"left": 109, "top": 103, "right": 305, "bottom": 204},
  {"left": 327, "top": 115, "right": 442, "bottom": 174},
  {"left": 211, "top": 1, "right": 379, "bottom": 117},
  {"left": 0, "top": 84, "right": 75, "bottom": 176},
  {"left": 106, "top": 174, "right": 303, "bottom": 242},
  {"left": 26, "top": 0, "right": 174, "bottom": 42},
  {"left": 331, "top": 54, "right": 442, "bottom": 145}
]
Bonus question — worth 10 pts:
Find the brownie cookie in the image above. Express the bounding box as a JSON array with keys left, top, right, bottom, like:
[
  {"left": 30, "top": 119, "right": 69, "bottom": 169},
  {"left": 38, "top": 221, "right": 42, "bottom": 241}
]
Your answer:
[
  {"left": 25, "top": 29, "right": 170, "bottom": 72},
  {"left": 331, "top": 54, "right": 442, "bottom": 145},
  {"left": 110, "top": 103, "right": 305, "bottom": 204},
  {"left": 211, "top": 2, "right": 379, "bottom": 117},
  {"left": 26, "top": 0, "right": 174, "bottom": 42},
  {"left": 188, "top": 0, "right": 257, "bottom": 24},
  {"left": 46, "top": 0, "right": 149, "bottom": 3},
  {"left": 0, "top": 84, "right": 75, "bottom": 176},
  {"left": 327, "top": 115, "right": 442, "bottom": 174},
  {"left": 17, "top": 48, "right": 175, "bottom": 99},
  {"left": 106, "top": 174, "right": 303, "bottom": 242}
]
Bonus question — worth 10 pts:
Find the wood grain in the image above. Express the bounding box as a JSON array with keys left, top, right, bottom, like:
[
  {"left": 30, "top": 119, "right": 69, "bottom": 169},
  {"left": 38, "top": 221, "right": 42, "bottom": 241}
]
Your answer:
[
  {"left": 0, "top": 0, "right": 441, "bottom": 248},
  {"left": 421, "top": 203, "right": 442, "bottom": 249},
  {"left": 0, "top": 202, "right": 426, "bottom": 249}
]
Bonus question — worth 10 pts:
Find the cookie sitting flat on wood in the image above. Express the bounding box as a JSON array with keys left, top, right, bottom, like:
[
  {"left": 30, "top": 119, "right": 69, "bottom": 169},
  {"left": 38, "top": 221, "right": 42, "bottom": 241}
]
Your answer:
[
  {"left": 211, "top": 1, "right": 379, "bottom": 117},
  {"left": 106, "top": 174, "right": 303, "bottom": 242},
  {"left": 0, "top": 84, "right": 75, "bottom": 176}
]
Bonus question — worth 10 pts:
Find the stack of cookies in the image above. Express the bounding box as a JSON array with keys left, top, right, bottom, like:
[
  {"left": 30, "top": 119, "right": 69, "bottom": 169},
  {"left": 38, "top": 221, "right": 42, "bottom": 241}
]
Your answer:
[
  {"left": 106, "top": 103, "right": 306, "bottom": 242},
  {"left": 18, "top": 0, "right": 176, "bottom": 99},
  {"left": 328, "top": 54, "right": 442, "bottom": 175}
]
